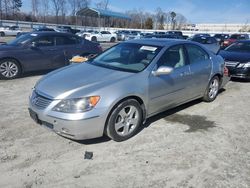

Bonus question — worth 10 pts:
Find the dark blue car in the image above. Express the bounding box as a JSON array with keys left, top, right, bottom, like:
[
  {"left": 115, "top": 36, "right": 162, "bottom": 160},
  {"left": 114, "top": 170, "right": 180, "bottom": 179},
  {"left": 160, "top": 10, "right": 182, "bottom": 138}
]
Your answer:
[
  {"left": 0, "top": 32, "right": 102, "bottom": 79},
  {"left": 219, "top": 40, "right": 250, "bottom": 79}
]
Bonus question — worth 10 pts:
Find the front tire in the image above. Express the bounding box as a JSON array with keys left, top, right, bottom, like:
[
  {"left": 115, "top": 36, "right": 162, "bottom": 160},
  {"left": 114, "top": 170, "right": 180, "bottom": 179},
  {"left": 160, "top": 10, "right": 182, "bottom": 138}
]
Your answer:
[
  {"left": 106, "top": 99, "right": 143, "bottom": 142},
  {"left": 0, "top": 59, "right": 21, "bottom": 79},
  {"left": 203, "top": 76, "right": 220, "bottom": 102},
  {"left": 0, "top": 32, "right": 5, "bottom": 37}
]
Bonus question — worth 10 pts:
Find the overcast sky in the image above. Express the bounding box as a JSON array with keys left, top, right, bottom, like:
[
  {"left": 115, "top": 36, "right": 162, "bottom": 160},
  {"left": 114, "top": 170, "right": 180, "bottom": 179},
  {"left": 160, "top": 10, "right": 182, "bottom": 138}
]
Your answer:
[{"left": 21, "top": 0, "right": 250, "bottom": 24}]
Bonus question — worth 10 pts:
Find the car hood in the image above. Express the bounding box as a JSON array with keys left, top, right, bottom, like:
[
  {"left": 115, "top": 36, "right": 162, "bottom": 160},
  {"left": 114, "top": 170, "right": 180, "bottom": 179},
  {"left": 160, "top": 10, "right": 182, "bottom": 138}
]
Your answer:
[
  {"left": 219, "top": 50, "right": 250, "bottom": 62},
  {"left": 35, "top": 63, "right": 134, "bottom": 99}
]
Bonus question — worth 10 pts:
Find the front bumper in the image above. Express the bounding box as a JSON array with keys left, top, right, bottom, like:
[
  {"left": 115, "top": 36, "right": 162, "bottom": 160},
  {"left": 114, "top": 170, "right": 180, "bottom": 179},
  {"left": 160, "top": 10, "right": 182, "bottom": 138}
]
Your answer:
[
  {"left": 227, "top": 66, "right": 250, "bottom": 79},
  {"left": 28, "top": 98, "right": 107, "bottom": 140}
]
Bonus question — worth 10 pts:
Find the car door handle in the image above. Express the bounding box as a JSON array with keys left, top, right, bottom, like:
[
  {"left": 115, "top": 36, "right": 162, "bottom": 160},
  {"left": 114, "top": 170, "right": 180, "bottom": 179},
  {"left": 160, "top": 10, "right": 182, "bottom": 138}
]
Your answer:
[{"left": 48, "top": 48, "right": 57, "bottom": 51}]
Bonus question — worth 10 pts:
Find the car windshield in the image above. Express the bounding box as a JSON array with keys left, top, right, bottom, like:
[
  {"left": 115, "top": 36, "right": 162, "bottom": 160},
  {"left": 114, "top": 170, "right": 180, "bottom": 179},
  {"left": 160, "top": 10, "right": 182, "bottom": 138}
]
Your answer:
[
  {"left": 225, "top": 42, "right": 250, "bottom": 52},
  {"left": 88, "top": 43, "right": 162, "bottom": 73},
  {"left": 7, "top": 33, "right": 37, "bottom": 46}
]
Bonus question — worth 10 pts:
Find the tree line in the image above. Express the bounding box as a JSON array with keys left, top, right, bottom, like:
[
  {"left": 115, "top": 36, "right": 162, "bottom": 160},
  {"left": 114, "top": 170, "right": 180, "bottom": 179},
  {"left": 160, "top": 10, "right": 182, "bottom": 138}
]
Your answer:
[{"left": 0, "top": 0, "right": 189, "bottom": 30}]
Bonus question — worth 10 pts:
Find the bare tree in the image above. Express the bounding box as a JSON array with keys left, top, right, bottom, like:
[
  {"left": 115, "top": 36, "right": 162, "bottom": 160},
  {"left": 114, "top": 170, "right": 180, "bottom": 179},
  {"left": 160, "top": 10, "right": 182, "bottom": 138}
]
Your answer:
[
  {"left": 155, "top": 8, "right": 166, "bottom": 30},
  {"left": 175, "top": 13, "right": 187, "bottom": 30},
  {"left": 96, "top": 0, "right": 109, "bottom": 10},
  {"left": 170, "top": 11, "right": 176, "bottom": 30},
  {"left": 58, "top": 0, "right": 67, "bottom": 23},
  {"left": 51, "top": 0, "right": 65, "bottom": 24},
  {"left": 3, "top": 0, "right": 11, "bottom": 19},
  {"left": 31, "top": 0, "right": 39, "bottom": 18},
  {"left": 68, "top": 0, "right": 90, "bottom": 16},
  {"left": 40, "top": 0, "right": 49, "bottom": 22}
]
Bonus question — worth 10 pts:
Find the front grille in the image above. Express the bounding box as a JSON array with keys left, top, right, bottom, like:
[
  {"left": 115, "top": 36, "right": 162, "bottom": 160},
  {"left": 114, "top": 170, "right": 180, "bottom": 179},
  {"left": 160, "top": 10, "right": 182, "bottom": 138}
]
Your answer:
[
  {"left": 225, "top": 61, "right": 239, "bottom": 67},
  {"left": 31, "top": 91, "right": 52, "bottom": 110}
]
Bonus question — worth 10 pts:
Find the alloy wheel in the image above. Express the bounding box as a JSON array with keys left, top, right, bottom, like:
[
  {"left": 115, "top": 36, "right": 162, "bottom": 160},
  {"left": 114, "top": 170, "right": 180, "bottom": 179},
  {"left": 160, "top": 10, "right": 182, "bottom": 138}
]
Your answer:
[
  {"left": 208, "top": 78, "right": 219, "bottom": 99},
  {"left": 114, "top": 105, "right": 139, "bottom": 136},
  {"left": 0, "top": 61, "right": 19, "bottom": 78}
]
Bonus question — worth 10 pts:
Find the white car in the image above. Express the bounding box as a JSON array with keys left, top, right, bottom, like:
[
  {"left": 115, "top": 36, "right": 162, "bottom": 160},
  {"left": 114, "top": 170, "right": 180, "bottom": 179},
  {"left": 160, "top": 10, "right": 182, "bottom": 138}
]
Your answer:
[
  {"left": 76, "top": 30, "right": 96, "bottom": 38},
  {"left": 0, "top": 26, "right": 22, "bottom": 36},
  {"left": 85, "top": 31, "right": 116, "bottom": 42}
]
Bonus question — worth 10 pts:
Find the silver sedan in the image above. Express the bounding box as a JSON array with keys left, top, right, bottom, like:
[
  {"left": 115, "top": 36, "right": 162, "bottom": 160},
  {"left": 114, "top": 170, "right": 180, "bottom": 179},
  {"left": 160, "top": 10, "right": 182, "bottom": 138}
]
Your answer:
[{"left": 29, "top": 39, "right": 230, "bottom": 142}]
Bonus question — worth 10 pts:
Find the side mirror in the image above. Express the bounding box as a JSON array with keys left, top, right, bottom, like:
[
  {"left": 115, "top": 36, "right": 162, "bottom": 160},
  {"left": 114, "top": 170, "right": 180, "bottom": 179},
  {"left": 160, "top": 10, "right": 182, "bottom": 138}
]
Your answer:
[{"left": 152, "top": 66, "right": 173, "bottom": 76}]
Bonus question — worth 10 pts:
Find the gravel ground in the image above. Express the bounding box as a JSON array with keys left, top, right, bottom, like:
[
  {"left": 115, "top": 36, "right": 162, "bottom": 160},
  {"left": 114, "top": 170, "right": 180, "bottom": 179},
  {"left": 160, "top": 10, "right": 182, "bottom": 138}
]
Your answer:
[{"left": 0, "top": 38, "right": 250, "bottom": 188}]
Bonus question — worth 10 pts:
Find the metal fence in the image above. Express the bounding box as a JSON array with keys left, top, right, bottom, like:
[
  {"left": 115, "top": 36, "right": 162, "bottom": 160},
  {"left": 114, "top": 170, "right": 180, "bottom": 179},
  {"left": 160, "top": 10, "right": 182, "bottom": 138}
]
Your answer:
[{"left": 0, "top": 19, "right": 249, "bottom": 37}]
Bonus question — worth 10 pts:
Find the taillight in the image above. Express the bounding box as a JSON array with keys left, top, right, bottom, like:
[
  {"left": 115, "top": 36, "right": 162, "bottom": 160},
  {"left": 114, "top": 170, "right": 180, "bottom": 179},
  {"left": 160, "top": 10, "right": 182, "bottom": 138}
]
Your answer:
[{"left": 224, "top": 66, "right": 229, "bottom": 76}]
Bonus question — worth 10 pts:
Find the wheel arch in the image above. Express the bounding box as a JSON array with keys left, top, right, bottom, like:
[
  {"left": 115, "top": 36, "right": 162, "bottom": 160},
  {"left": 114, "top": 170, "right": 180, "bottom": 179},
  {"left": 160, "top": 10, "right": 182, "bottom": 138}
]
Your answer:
[
  {"left": 211, "top": 73, "right": 223, "bottom": 86},
  {"left": 103, "top": 95, "right": 147, "bottom": 134}
]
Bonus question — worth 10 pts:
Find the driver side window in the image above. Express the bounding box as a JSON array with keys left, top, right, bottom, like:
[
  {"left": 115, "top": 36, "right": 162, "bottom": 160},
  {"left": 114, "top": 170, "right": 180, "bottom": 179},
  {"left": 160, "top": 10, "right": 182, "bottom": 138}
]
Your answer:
[{"left": 158, "top": 45, "right": 187, "bottom": 68}]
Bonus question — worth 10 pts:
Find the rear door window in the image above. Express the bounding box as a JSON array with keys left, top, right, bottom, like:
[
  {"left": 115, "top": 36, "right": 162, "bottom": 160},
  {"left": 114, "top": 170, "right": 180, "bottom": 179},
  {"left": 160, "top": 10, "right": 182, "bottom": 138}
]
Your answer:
[
  {"left": 55, "top": 36, "right": 81, "bottom": 46},
  {"left": 185, "top": 44, "right": 209, "bottom": 64}
]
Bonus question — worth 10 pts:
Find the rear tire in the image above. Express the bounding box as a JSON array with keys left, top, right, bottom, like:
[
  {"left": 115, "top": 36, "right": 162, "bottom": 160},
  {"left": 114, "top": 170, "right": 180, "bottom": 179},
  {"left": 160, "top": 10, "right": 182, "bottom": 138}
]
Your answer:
[
  {"left": 105, "top": 99, "right": 143, "bottom": 142},
  {"left": 91, "top": 36, "right": 97, "bottom": 42},
  {"left": 0, "top": 32, "right": 5, "bottom": 37},
  {"left": 110, "top": 37, "right": 116, "bottom": 42},
  {"left": 0, "top": 59, "right": 21, "bottom": 79},
  {"left": 203, "top": 76, "right": 220, "bottom": 102}
]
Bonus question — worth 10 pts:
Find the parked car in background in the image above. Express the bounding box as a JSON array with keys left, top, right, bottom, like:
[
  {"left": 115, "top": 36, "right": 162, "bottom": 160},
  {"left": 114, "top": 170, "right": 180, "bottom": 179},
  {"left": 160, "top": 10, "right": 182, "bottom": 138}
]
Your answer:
[
  {"left": 219, "top": 40, "right": 250, "bottom": 79},
  {"left": 140, "top": 32, "right": 153, "bottom": 37},
  {"left": 28, "top": 39, "right": 229, "bottom": 142},
  {"left": 166, "top": 31, "right": 183, "bottom": 36},
  {"left": 189, "top": 36, "right": 220, "bottom": 53},
  {"left": 85, "top": 31, "right": 116, "bottom": 42},
  {"left": 213, "top": 34, "right": 229, "bottom": 45},
  {"left": 142, "top": 34, "right": 183, "bottom": 39},
  {"left": 222, "top": 34, "right": 249, "bottom": 48},
  {"left": 0, "top": 26, "right": 22, "bottom": 36},
  {"left": 116, "top": 30, "right": 131, "bottom": 41},
  {"left": 124, "top": 31, "right": 141, "bottom": 41},
  {"left": 192, "top": 33, "right": 211, "bottom": 38},
  {"left": 0, "top": 32, "right": 102, "bottom": 79},
  {"left": 154, "top": 31, "right": 166, "bottom": 35},
  {"left": 76, "top": 30, "right": 96, "bottom": 38},
  {"left": 33, "top": 27, "right": 55, "bottom": 32},
  {"left": 166, "top": 31, "right": 188, "bottom": 39},
  {"left": 55, "top": 26, "right": 80, "bottom": 34},
  {"left": 17, "top": 27, "right": 55, "bottom": 38}
]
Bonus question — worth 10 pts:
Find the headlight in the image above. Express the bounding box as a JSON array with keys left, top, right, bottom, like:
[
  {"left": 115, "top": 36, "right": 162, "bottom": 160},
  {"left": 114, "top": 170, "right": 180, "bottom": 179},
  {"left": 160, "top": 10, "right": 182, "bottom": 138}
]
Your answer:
[
  {"left": 53, "top": 96, "right": 100, "bottom": 113},
  {"left": 237, "top": 62, "right": 250, "bottom": 68},
  {"left": 243, "top": 62, "right": 250, "bottom": 68}
]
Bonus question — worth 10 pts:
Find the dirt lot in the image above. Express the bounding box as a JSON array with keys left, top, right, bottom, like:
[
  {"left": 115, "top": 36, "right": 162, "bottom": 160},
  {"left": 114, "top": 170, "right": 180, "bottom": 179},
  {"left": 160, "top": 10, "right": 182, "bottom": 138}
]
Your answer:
[
  {"left": 0, "top": 74, "right": 249, "bottom": 188},
  {"left": 0, "top": 38, "right": 250, "bottom": 188}
]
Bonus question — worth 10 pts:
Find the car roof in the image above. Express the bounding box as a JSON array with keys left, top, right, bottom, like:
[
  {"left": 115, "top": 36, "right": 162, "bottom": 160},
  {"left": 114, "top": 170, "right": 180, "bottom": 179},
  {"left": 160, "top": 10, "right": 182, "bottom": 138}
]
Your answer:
[
  {"left": 29, "top": 31, "right": 75, "bottom": 37},
  {"left": 124, "top": 38, "right": 195, "bottom": 47}
]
